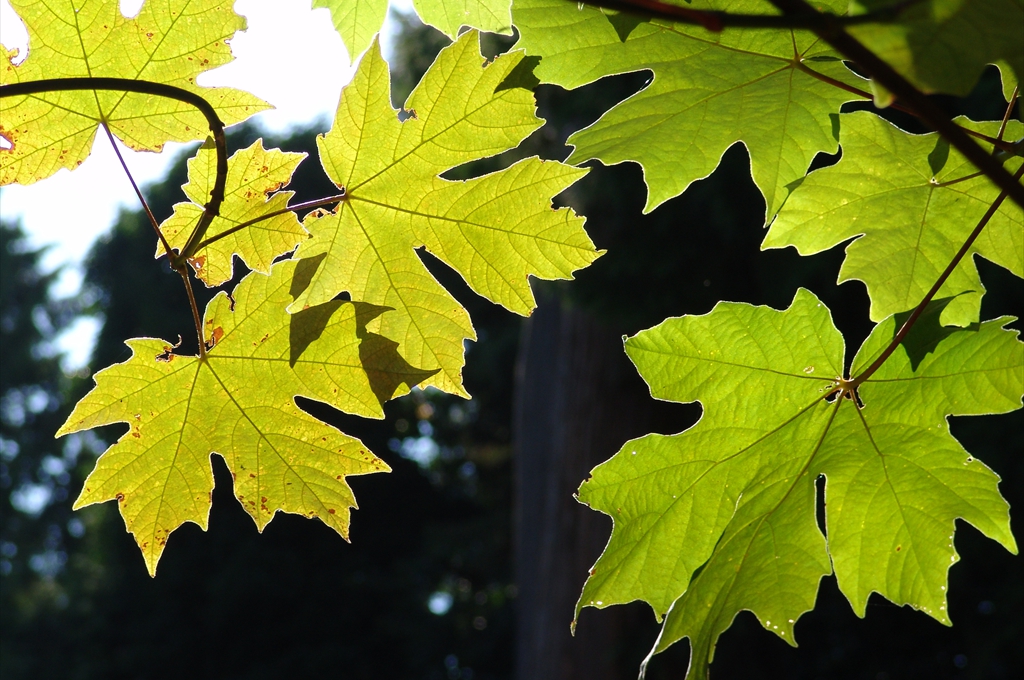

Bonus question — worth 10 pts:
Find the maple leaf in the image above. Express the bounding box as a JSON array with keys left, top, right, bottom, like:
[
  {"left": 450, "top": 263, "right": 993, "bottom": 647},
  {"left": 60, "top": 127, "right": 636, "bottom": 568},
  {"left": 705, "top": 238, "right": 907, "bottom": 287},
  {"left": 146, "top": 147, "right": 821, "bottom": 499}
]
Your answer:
[
  {"left": 0, "top": 0, "right": 268, "bottom": 186},
  {"left": 848, "top": 0, "right": 1024, "bottom": 103},
  {"left": 313, "top": 0, "right": 390, "bottom": 61},
  {"left": 290, "top": 31, "right": 601, "bottom": 396},
  {"left": 765, "top": 112, "right": 1023, "bottom": 328},
  {"left": 59, "top": 259, "right": 435, "bottom": 574},
  {"left": 575, "top": 290, "right": 1021, "bottom": 678},
  {"left": 413, "top": 0, "right": 513, "bottom": 38},
  {"left": 160, "top": 138, "right": 309, "bottom": 286},
  {"left": 314, "top": 0, "right": 512, "bottom": 61},
  {"left": 512, "top": 0, "right": 859, "bottom": 218}
]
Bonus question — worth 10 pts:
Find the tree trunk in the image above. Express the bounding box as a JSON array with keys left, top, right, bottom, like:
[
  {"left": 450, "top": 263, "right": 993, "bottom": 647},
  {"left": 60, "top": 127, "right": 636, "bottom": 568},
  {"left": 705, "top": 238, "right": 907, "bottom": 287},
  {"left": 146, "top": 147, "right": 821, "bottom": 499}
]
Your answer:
[{"left": 513, "top": 292, "right": 691, "bottom": 679}]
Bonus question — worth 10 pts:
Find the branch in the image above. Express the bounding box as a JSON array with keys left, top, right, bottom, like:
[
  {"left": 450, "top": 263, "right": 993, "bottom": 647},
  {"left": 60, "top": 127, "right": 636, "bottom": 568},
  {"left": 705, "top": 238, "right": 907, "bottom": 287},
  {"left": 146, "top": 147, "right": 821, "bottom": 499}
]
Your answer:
[
  {"left": 852, "top": 163, "right": 1024, "bottom": 387},
  {"left": 763, "top": 0, "right": 1024, "bottom": 210},
  {"left": 0, "top": 77, "right": 228, "bottom": 267},
  {"left": 573, "top": 0, "right": 921, "bottom": 32}
]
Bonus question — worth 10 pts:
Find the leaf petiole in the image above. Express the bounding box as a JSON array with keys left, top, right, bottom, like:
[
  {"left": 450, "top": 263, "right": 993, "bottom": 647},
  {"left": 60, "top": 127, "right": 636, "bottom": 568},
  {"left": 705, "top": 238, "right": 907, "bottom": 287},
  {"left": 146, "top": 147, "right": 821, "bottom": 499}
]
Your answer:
[
  {"left": 178, "top": 267, "right": 206, "bottom": 360},
  {"left": 193, "top": 192, "right": 347, "bottom": 252},
  {"left": 851, "top": 163, "right": 1024, "bottom": 387},
  {"left": 101, "top": 122, "right": 175, "bottom": 259},
  {"left": 997, "top": 86, "right": 1019, "bottom": 141}
]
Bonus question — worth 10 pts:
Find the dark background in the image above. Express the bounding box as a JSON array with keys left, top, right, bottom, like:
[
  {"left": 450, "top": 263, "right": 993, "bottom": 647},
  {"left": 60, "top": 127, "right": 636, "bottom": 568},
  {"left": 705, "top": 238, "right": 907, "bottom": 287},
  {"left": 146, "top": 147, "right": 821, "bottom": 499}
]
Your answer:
[{"left": 1, "top": 13, "right": 1020, "bottom": 680}]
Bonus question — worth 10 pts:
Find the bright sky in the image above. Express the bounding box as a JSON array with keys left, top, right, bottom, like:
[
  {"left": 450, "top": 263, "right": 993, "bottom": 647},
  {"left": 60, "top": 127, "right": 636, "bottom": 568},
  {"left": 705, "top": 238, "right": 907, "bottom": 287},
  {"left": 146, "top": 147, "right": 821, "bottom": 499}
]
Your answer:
[{"left": 0, "top": 0, "right": 413, "bottom": 370}]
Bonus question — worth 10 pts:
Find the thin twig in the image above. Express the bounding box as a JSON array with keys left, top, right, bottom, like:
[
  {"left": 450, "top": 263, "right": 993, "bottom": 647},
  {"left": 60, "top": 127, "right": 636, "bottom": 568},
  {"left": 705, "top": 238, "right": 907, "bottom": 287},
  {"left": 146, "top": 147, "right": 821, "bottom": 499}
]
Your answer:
[
  {"left": 101, "top": 122, "right": 174, "bottom": 258},
  {"left": 178, "top": 268, "right": 206, "bottom": 360},
  {"left": 997, "top": 86, "right": 1018, "bottom": 141},
  {"left": 0, "top": 76, "right": 228, "bottom": 266},
  {"left": 763, "top": 0, "right": 1024, "bottom": 209},
  {"left": 195, "top": 193, "right": 347, "bottom": 251},
  {"left": 852, "top": 163, "right": 1024, "bottom": 387}
]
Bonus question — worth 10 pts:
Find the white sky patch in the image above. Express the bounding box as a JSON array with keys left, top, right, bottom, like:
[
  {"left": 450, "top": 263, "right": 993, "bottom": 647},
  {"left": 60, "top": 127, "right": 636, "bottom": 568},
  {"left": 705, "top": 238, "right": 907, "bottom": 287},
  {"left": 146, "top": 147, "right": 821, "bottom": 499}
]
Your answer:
[{"left": 0, "top": 0, "right": 415, "bottom": 371}]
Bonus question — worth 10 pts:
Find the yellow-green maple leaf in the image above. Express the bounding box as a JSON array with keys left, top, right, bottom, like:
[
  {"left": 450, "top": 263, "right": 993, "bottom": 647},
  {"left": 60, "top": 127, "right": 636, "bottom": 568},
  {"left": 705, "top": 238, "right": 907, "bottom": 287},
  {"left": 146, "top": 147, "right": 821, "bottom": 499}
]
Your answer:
[
  {"left": 161, "top": 139, "right": 309, "bottom": 286},
  {"left": 59, "top": 259, "right": 434, "bottom": 574},
  {"left": 313, "top": 0, "right": 512, "bottom": 62},
  {"left": 1, "top": 0, "right": 268, "bottom": 185},
  {"left": 291, "top": 31, "right": 601, "bottom": 396}
]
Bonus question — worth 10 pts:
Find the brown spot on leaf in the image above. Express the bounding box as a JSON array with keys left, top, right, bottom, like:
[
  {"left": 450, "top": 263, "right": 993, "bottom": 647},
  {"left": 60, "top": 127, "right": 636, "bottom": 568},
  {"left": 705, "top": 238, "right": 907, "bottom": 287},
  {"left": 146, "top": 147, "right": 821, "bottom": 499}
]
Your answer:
[
  {"left": 328, "top": 509, "right": 336, "bottom": 515},
  {"left": 116, "top": 493, "right": 125, "bottom": 502},
  {"left": 208, "top": 326, "right": 224, "bottom": 348},
  {"left": 895, "top": 545, "right": 902, "bottom": 552}
]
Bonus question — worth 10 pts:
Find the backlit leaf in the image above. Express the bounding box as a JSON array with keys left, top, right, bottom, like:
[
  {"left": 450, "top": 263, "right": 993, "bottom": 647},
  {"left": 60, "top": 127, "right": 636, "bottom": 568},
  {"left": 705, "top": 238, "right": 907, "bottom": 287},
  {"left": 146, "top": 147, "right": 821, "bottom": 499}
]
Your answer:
[
  {"left": 414, "top": 0, "right": 513, "bottom": 37},
  {"left": 765, "top": 112, "right": 1023, "bottom": 327},
  {"left": 59, "top": 259, "right": 435, "bottom": 574},
  {"left": 0, "top": 0, "right": 268, "bottom": 185},
  {"left": 161, "top": 139, "right": 309, "bottom": 286},
  {"left": 291, "top": 31, "right": 600, "bottom": 396},
  {"left": 314, "top": 0, "right": 512, "bottom": 61},
  {"left": 313, "top": 0, "right": 390, "bottom": 61},
  {"left": 576, "top": 290, "right": 1020, "bottom": 677},
  {"left": 849, "top": 0, "right": 1024, "bottom": 100},
  {"left": 512, "top": 0, "right": 859, "bottom": 218}
]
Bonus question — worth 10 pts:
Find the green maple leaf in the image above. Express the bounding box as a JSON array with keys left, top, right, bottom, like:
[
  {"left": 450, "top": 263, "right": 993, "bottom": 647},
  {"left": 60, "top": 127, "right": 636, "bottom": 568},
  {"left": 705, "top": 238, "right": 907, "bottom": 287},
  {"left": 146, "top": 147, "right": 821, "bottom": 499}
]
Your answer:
[
  {"left": 576, "top": 290, "right": 1020, "bottom": 678},
  {"left": 512, "top": 0, "right": 859, "bottom": 218},
  {"left": 59, "top": 259, "right": 434, "bottom": 575},
  {"left": 765, "top": 112, "right": 1023, "bottom": 328},
  {"left": 161, "top": 138, "right": 309, "bottom": 286},
  {"left": 290, "top": 31, "right": 600, "bottom": 396},
  {"left": 849, "top": 0, "right": 1024, "bottom": 101},
  {"left": 413, "top": 0, "right": 512, "bottom": 38},
  {"left": 313, "top": 0, "right": 390, "bottom": 61},
  {"left": 313, "top": 0, "right": 512, "bottom": 62},
  {"left": 0, "top": 0, "right": 268, "bottom": 186}
]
